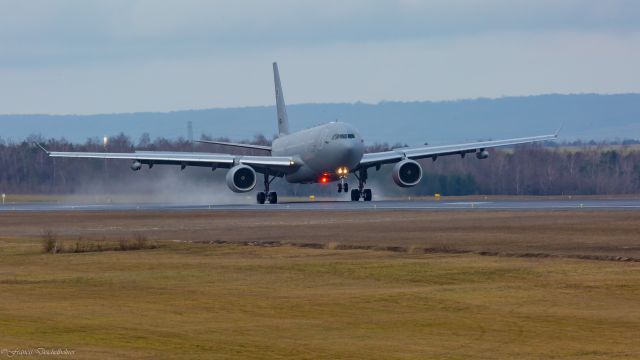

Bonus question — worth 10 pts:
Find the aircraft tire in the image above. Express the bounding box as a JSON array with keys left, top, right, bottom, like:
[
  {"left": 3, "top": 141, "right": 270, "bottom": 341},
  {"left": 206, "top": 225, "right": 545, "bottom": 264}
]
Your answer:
[
  {"left": 363, "top": 189, "right": 372, "bottom": 201},
  {"left": 268, "top": 192, "right": 278, "bottom": 204},
  {"left": 350, "top": 189, "right": 360, "bottom": 201},
  {"left": 257, "top": 192, "right": 266, "bottom": 204}
]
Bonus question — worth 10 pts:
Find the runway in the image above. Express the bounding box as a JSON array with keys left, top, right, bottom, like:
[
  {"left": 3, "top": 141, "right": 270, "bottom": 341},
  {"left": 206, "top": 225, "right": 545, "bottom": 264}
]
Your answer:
[{"left": 2, "top": 199, "right": 640, "bottom": 212}]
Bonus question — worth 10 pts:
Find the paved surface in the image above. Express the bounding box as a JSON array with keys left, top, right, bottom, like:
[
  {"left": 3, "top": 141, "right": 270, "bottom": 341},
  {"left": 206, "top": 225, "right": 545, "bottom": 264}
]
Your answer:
[{"left": 1, "top": 199, "right": 640, "bottom": 212}]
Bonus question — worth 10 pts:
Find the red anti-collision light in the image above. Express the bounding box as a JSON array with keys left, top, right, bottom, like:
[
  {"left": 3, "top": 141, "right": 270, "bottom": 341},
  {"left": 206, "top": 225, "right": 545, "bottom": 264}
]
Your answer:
[{"left": 319, "top": 172, "right": 331, "bottom": 184}]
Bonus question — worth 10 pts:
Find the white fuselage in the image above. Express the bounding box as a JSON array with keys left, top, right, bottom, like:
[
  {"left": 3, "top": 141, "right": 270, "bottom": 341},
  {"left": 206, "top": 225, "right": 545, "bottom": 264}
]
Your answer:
[{"left": 271, "top": 122, "right": 364, "bottom": 183}]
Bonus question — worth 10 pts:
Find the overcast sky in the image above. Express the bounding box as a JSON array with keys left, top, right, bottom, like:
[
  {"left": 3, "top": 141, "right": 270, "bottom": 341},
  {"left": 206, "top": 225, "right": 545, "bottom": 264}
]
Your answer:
[{"left": 1, "top": 0, "right": 639, "bottom": 114}]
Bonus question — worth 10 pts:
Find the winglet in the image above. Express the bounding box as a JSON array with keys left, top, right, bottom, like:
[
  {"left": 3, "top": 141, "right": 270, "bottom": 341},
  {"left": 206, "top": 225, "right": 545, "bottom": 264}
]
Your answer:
[
  {"left": 555, "top": 122, "right": 564, "bottom": 138},
  {"left": 34, "top": 142, "right": 50, "bottom": 154}
]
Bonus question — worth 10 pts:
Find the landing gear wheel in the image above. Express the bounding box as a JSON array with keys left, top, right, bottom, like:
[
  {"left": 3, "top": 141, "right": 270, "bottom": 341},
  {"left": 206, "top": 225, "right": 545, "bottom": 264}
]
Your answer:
[
  {"left": 354, "top": 168, "right": 369, "bottom": 202},
  {"left": 260, "top": 171, "right": 279, "bottom": 204},
  {"left": 343, "top": 183, "right": 349, "bottom": 192},
  {"left": 337, "top": 183, "right": 343, "bottom": 193}
]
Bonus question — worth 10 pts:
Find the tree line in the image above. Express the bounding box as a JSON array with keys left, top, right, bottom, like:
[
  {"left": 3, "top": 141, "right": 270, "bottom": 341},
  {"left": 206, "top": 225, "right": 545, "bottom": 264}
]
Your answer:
[{"left": 1, "top": 134, "right": 639, "bottom": 196}]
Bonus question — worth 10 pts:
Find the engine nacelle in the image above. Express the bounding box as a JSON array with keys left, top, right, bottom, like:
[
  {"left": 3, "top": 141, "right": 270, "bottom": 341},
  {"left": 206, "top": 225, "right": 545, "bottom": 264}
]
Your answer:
[
  {"left": 130, "top": 160, "right": 142, "bottom": 171},
  {"left": 225, "top": 165, "right": 257, "bottom": 193},
  {"left": 392, "top": 159, "right": 423, "bottom": 187},
  {"left": 476, "top": 150, "right": 489, "bottom": 159}
]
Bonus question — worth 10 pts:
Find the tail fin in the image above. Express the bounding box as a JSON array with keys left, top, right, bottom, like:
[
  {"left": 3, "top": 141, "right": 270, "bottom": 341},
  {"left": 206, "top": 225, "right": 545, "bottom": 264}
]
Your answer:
[{"left": 273, "top": 62, "right": 290, "bottom": 136}]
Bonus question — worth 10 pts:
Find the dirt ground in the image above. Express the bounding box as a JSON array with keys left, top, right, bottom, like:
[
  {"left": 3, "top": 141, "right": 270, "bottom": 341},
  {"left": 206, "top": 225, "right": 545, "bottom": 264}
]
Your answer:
[{"left": 2, "top": 210, "right": 639, "bottom": 259}]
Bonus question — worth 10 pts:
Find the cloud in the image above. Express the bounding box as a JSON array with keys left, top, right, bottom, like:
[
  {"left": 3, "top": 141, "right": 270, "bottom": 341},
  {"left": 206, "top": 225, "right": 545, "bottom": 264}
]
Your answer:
[
  {"left": 2, "top": 29, "right": 639, "bottom": 114},
  {"left": 1, "top": 0, "right": 639, "bottom": 68},
  {"left": 0, "top": 1, "right": 639, "bottom": 113}
]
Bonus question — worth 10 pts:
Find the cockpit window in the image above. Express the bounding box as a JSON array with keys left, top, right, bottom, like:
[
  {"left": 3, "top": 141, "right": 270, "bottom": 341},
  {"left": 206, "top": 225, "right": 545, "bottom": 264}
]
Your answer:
[{"left": 332, "top": 133, "right": 356, "bottom": 140}]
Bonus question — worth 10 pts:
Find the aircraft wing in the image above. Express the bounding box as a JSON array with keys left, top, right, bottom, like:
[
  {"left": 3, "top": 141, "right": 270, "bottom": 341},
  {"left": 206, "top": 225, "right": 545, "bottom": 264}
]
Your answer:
[
  {"left": 358, "top": 132, "right": 558, "bottom": 168},
  {"left": 38, "top": 145, "right": 296, "bottom": 174}
]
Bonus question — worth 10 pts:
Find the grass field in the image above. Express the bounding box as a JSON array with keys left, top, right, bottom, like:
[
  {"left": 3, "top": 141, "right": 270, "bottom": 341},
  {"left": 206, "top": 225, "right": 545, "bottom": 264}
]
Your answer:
[
  {"left": 1, "top": 210, "right": 639, "bottom": 359},
  {"left": 1, "top": 239, "right": 639, "bottom": 359}
]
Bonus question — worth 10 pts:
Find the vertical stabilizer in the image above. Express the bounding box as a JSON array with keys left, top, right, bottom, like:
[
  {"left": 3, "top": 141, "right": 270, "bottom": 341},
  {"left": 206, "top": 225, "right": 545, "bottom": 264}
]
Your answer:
[{"left": 273, "top": 62, "right": 290, "bottom": 135}]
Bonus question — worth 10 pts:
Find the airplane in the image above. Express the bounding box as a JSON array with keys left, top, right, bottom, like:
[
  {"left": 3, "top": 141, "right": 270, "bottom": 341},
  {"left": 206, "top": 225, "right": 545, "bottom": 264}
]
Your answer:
[{"left": 38, "top": 62, "right": 558, "bottom": 204}]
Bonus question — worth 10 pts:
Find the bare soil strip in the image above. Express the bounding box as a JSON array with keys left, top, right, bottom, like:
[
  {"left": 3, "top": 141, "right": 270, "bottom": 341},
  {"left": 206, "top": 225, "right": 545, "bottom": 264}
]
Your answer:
[{"left": 2, "top": 210, "right": 639, "bottom": 259}]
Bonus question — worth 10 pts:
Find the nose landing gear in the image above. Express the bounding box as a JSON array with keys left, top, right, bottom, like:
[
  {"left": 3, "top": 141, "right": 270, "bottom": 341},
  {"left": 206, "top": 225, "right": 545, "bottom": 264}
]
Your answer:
[{"left": 337, "top": 179, "right": 350, "bottom": 193}]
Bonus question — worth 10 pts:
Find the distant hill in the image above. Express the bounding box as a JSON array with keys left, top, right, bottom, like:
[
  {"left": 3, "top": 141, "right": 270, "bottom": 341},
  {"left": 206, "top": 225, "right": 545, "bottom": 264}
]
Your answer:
[{"left": 1, "top": 94, "right": 639, "bottom": 144}]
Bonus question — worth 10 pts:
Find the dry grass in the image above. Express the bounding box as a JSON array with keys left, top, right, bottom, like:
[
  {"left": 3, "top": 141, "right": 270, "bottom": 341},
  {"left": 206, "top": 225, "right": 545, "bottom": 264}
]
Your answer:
[
  {"left": 0, "top": 239, "right": 639, "bottom": 359},
  {"left": 325, "top": 241, "right": 340, "bottom": 250},
  {"left": 39, "top": 232, "right": 158, "bottom": 254},
  {"left": 41, "top": 229, "right": 60, "bottom": 254}
]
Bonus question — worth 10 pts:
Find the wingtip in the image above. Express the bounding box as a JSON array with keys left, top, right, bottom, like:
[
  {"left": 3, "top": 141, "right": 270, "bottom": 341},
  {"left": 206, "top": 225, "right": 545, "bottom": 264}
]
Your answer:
[
  {"left": 34, "top": 142, "right": 49, "bottom": 154},
  {"left": 555, "top": 122, "right": 564, "bottom": 138}
]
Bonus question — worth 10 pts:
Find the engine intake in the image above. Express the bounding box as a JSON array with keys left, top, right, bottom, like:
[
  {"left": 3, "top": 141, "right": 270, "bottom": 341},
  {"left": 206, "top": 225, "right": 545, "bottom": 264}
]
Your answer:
[
  {"left": 226, "top": 165, "right": 257, "bottom": 193},
  {"left": 392, "top": 159, "right": 423, "bottom": 187}
]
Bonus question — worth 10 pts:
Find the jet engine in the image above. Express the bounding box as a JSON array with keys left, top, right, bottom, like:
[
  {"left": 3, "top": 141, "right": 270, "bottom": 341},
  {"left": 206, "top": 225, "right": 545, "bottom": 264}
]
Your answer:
[
  {"left": 392, "top": 159, "right": 423, "bottom": 187},
  {"left": 226, "top": 165, "right": 257, "bottom": 193},
  {"left": 130, "top": 160, "right": 142, "bottom": 171},
  {"left": 476, "top": 149, "right": 489, "bottom": 159}
]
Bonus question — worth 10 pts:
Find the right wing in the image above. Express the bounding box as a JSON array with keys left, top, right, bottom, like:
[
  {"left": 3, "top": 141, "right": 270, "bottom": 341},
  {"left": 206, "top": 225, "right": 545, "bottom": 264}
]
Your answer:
[
  {"left": 358, "top": 132, "right": 558, "bottom": 169},
  {"left": 38, "top": 145, "right": 295, "bottom": 174}
]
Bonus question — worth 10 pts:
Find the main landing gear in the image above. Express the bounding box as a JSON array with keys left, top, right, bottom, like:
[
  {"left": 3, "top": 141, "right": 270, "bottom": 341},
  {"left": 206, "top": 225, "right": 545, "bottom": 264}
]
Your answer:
[
  {"left": 351, "top": 188, "right": 372, "bottom": 202},
  {"left": 257, "top": 171, "right": 278, "bottom": 204},
  {"left": 350, "top": 168, "right": 372, "bottom": 201}
]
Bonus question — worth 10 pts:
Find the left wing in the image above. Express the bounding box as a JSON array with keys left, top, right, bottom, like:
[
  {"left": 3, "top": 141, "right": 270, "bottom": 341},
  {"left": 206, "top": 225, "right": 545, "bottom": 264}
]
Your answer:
[
  {"left": 38, "top": 145, "right": 296, "bottom": 174},
  {"left": 358, "top": 133, "right": 558, "bottom": 169}
]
